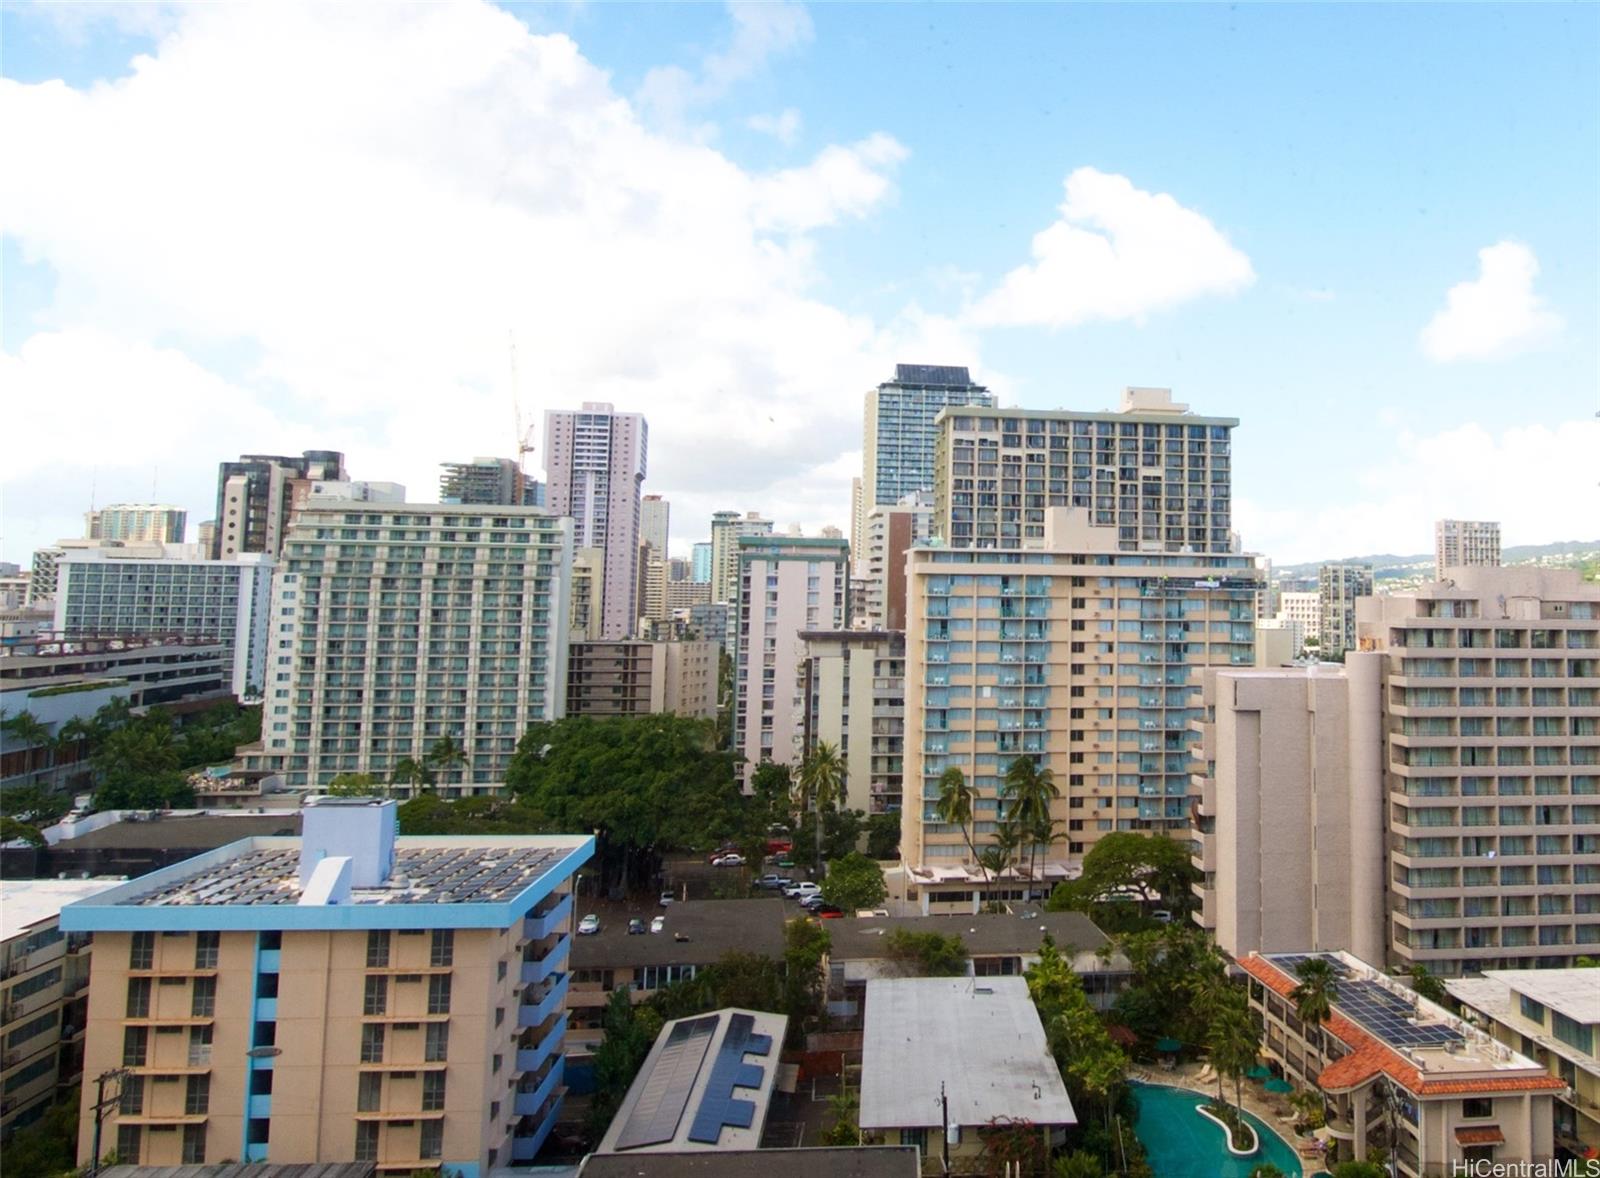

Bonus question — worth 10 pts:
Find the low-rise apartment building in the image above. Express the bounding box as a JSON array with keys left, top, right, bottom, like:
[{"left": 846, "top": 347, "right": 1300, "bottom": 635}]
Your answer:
[
  {"left": 1242, "top": 951, "right": 1563, "bottom": 1176},
  {"left": 61, "top": 798, "right": 592, "bottom": 1173},
  {"left": 566, "top": 640, "right": 718, "bottom": 720},
  {"left": 1, "top": 880, "right": 119, "bottom": 1139},
  {"left": 1447, "top": 968, "right": 1599, "bottom": 1156}
]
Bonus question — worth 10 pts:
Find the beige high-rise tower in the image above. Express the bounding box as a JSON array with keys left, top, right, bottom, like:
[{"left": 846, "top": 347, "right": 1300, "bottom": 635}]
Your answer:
[{"left": 1434, "top": 518, "right": 1501, "bottom": 579}]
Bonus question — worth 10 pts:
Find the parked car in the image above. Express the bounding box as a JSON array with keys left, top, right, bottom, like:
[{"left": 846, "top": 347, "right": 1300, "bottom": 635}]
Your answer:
[
  {"left": 577, "top": 914, "right": 601, "bottom": 936},
  {"left": 650, "top": 915, "right": 666, "bottom": 934},
  {"left": 707, "top": 845, "right": 740, "bottom": 864},
  {"left": 710, "top": 852, "right": 745, "bottom": 867},
  {"left": 774, "top": 855, "right": 795, "bottom": 868},
  {"left": 627, "top": 918, "right": 646, "bottom": 935},
  {"left": 799, "top": 892, "right": 830, "bottom": 911},
  {"left": 811, "top": 904, "right": 845, "bottom": 919},
  {"left": 659, "top": 890, "right": 674, "bottom": 906},
  {"left": 755, "top": 873, "right": 790, "bottom": 889},
  {"left": 782, "top": 880, "right": 820, "bottom": 899},
  {"left": 1150, "top": 909, "right": 1173, "bottom": 924}
]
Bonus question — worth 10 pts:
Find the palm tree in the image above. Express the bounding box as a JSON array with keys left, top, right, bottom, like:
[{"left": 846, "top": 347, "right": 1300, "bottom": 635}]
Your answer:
[
  {"left": 934, "top": 766, "right": 979, "bottom": 867},
  {"left": 979, "top": 816, "right": 1024, "bottom": 888},
  {"left": 1003, "top": 758, "right": 1059, "bottom": 893},
  {"left": 425, "top": 735, "right": 467, "bottom": 786},
  {"left": 1292, "top": 957, "right": 1339, "bottom": 1027},
  {"left": 1, "top": 710, "right": 55, "bottom": 782},
  {"left": 1209, "top": 989, "right": 1261, "bottom": 1128},
  {"left": 799, "top": 741, "right": 844, "bottom": 868},
  {"left": 391, "top": 756, "right": 435, "bottom": 794},
  {"left": 1408, "top": 964, "right": 1448, "bottom": 1006}
]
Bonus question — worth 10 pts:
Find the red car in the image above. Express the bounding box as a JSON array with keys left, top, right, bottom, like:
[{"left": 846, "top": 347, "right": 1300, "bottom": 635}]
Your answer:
[{"left": 812, "top": 904, "right": 845, "bottom": 918}]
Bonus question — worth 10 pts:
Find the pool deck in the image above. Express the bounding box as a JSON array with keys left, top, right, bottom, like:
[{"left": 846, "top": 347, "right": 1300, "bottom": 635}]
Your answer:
[{"left": 1129, "top": 1060, "right": 1331, "bottom": 1172}]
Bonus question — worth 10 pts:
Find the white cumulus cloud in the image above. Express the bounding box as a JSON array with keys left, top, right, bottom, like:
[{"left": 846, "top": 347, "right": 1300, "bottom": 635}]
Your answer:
[
  {"left": 0, "top": 1, "right": 941, "bottom": 562},
  {"left": 637, "top": 1, "right": 813, "bottom": 132},
  {"left": 1419, "top": 240, "right": 1564, "bottom": 362},
  {"left": 970, "top": 167, "right": 1255, "bottom": 328},
  {"left": 747, "top": 107, "right": 802, "bottom": 145}
]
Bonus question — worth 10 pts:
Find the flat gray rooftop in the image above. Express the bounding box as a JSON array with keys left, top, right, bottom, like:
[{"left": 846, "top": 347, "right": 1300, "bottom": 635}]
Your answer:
[
  {"left": 59, "top": 813, "right": 299, "bottom": 850},
  {"left": 827, "top": 911, "right": 1107, "bottom": 961},
  {"left": 572, "top": 900, "right": 787, "bottom": 969},
  {"left": 123, "top": 844, "right": 564, "bottom": 907}
]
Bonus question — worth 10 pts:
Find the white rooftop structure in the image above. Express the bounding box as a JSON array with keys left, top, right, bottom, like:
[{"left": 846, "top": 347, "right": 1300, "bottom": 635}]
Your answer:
[
  {"left": 1449, "top": 969, "right": 1600, "bottom": 1029},
  {"left": 1, "top": 878, "right": 123, "bottom": 943},
  {"left": 859, "top": 977, "right": 1074, "bottom": 1132}
]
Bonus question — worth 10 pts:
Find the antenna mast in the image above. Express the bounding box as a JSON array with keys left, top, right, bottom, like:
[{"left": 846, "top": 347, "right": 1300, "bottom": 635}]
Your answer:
[{"left": 510, "top": 331, "right": 536, "bottom": 503}]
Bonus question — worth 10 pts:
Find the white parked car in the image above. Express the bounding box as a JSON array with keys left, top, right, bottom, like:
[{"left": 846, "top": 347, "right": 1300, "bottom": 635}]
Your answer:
[
  {"left": 784, "top": 881, "right": 821, "bottom": 900},
  {"left": 650, "top": 915, "right": 666, "bottom": 934},
  {"left": 577, "top": 913, "right": 601, "bottom": 936},
  {"left": 710, "top": 852, "right": 745, "bottom": 867}
]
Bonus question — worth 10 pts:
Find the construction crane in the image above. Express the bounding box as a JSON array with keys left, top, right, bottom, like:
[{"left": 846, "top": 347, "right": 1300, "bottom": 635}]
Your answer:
[{"left": 509, "top": 331, "right": 536, "bottom": 503}]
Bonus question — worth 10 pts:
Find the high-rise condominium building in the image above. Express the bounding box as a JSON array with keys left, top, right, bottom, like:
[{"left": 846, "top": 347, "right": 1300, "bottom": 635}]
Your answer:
[
  {"left": 569, "top": 547, "right": 603, "bottom": 641},
  {"left": 1278, "top": 590, "right": 1321, "bottom": 642},
  {"left": 900, "top": 504, "right": 1260, "bottom": 913},
  {"left": 863, "top": 493, "right": 933, "bottom": 631},
  {"left": 800, "top": 630, "right": 906, "bottom": 814},
  {"left": 62, "top": 798, "right": 592, "bottom": 1171},
  {"left": 85, "top": 504, "right": 187, "bottom": 544},
  {"left": 640, "top": 495, "right": 669, "bottom": 555},
  {"left": 212, "top": 450, "right": 346, "bottom": 560},
  {"left": 732, "top": 536, "right": 849, "bottom": 780},
  {"left": 690, "top": 542, "right": 712, "bottom": 585},
  {"left": 542, "top": 404, "right": 647, "bottom": 640},
  {"left": 689, "top": 601, "right": 734, "bottom": 657},
  {"left": 709, "top": 511, "right": 773, "bottom": 605},
  {"left": 1319, "top": 562, "right": 1374, "bottom": 657},
  {"left": 849, "top": 477, "right": 866, "bottom": 576},
  {"left": 566, "top": 639, "right": 718, "bottom": 720},
  {"left": 932, "top": 388, "right": 1236, "bottom": 552},
  {"left": 1, "top": 879, "right": 119, "bottom": 1142},
  {"left": 54, "top": 549, "right": 275, "bottom": 697},
  {"left": 864, "top": 364, "right": 994, "bottom": 514},
  {"left": 1194, "top": 567, "right": 1600, "bottom": 975},
  {"left": 250, "top": 501, "right": 570, "bottom": 789},
  {"left": 439, "top": 457, "right": 543, "bottom": 507},
  {"left": 1436, "top": 518, "right": 1501, "bottom": 579}
]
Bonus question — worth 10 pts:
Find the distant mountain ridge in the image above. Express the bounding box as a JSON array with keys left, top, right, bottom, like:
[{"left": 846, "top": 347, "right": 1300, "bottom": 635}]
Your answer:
[{"left": 1274, "top": 539, "right": 1600, "bottom": 581}]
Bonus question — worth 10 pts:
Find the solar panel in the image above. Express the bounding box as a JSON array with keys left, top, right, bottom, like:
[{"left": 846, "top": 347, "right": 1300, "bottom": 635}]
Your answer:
[
  {"left": 1264, "top": 954, "right": 1463, "bottom": 1051},
  {"left": 614, "top": 1015, "right": 718, "bottom": 1151},
  {"left": 687, "top": 1013, "right": 774, "bottom": 1145}
]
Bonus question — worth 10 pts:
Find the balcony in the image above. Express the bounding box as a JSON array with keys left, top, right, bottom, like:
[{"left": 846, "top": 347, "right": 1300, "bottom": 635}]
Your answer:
[
  {"left": 519, "top": 974, "right": 570, "bottom": 1027},
  {"left": 514, "top": 1056, "right": 566, "bottom": 1117},
  {"left": 524, "top": 893, "right": 574, "bottom": 941},
  {"left": 510, "top": 1093, "right": 564, "bottom": 1162},
  {"left": 521, "top": 938, "right": 571, "bottom": 986},
  {"left": 517, "top": 1012, "right": 569, "bottom": 1073}
]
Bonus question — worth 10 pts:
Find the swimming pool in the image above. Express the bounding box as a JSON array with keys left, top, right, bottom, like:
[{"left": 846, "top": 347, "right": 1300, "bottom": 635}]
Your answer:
[{"left": 1130, "top": 1081, "right": 1306, "bottom": 1178}]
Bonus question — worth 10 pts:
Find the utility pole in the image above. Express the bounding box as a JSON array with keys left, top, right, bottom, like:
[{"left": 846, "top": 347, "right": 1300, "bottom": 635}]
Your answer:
[
  {"left": 940, "top": 1079, "right": 951, "bottom": 1177},
  {"left": 87, "top": 1066, "right": 130, "bottom": 1177}
]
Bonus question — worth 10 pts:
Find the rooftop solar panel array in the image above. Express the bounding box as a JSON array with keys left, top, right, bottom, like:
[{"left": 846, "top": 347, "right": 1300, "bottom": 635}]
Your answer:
[
  {"left": 614, "top": 1015, "right": 717, "bottom": 1151},
  {"left": 1264, "top": 954, "right": 1464, "bottom": 1051},
  {"left": 687, "top": 1013, "right": 774, "bottom": 1145}
]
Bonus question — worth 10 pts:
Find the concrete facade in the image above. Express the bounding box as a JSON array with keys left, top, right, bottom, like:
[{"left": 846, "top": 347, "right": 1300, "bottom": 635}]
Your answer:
[
  {"left": 863, "top": 494, "right": 932, "bottom": 632},
  {"left": 1358, "top": 567, "right": 1600, "bottom": 974},
  {"left": 932, "top": 388, "right": 1236, "bottom": 553},
  {"left": 53, "top": 550, "right": 275, "bottom": 698},
  {"left": 1319, "top": 562, "right": 1373, "bottom": 657},
  {"left": 1190, "top": 661, "right": 1388, "bottom": 963},
  {"left": 1435, "top": 519, "right": 1501, "bottom": 580},
  {"left": 800, "top": 630, "right": 906, "bottom": 815},
  {"left": 61, "top": 800, "right": 592, "bottom": 1175},
  {"left": 731, "top": 536, "right": 849, "bottom": 782},
  {"left": 565, "top": 640, "right": 718, "bottom": 720},
  {"left": 438, "top": 457, "right": 540, "bottom": 507},
  {"left": 863, "top": 364, "right": 995, "bottom": 515},
  {"left": 899, "top": 507, "right": 1259, "bottom": 912},
  {"left": 212, "top": 451, "right": 347, "bottom": 560},
  {"left": 542, "top": 404, "right": 647, "bottom": 640},
  {"left": 249, "top": 502, "right": 570, "bottom": 790},
  {"left": 85, "top": 505, "right": 188, "bottom": 545},
  {"left": 708, "top": 512, "right": 772, "bottom": 606}
]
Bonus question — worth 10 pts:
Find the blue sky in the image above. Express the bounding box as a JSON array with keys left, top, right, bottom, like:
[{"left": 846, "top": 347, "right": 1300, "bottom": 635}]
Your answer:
[{"left": 2, "top": 1, "right": 1595, "bottom": 564}]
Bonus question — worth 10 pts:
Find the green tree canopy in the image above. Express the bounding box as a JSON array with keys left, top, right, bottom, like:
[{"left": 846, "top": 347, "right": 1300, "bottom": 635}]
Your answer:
[
  {"left": 884, "top": 929, "right": 968, "bottom": 977},
  {"left": 865, "top": 811, "right": 901, "bottom": 860},
  {"left": 1292, "top": 957, "right": 1339, "bottom": 1026},
  {"left": 1048, "top": 831, "right": 1198, "bottom": 919},
  {"left": 1026, "top": 935, "right": 1128, "bottom": 1112},
  {"left": 586, "top": 987, "right": 661, "bottom": 1141},
  {"left": 326, "top": 772, "right": 384, "bottom": 796},
  {"left": 820, "top": 851, "right": 887, "bottom": 911}
]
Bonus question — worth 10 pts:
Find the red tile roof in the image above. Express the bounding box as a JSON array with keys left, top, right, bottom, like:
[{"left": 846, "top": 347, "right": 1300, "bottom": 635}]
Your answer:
[
  {"left": 1455, "top": 1126, "right": 1506, "bottom": 1145},
  {"left": 1240, "top": 954, "right": 1567, "bottom": 1098}
]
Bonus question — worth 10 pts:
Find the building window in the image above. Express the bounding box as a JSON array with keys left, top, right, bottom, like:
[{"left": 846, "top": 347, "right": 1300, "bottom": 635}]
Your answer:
[
  {"left": 119, "top": 1075, "right": 145, "bottom": 1115},
  {"left": 181, "top": 1124, "right": 206, "bottom": 1164},
  {"left": 422, "top": 1072, "right": 446, "bottom": 1111},
  {"left": 425, "top": 1022, "right": 449, "bottom": 1062},
  {"left": 123, "top": 1026, "right": 148, "bottom": 1067},
  {"left": 429, "top": 930, "right": 454, "bottom": 967},
  {"left": 354, "top": 1122, "right": 379, "bottom": 1162},
  {"left": 195, "top": 931, "right": 220, "bottom": 969},
  {"left": 185, "top": 1075, "right": 210, "bottom": 1115},
  {"left": 187, "top": 1025, "right": 213, "bottom": 1066},
  {"left": 360, "top": 1024, "right": 386, "bottom": 1063},
  {"left": 191, "top": 976, "right": 217, "bottom": 1018},
  {"left": 130, "top": 932, "right": 155, "bottom": 970},
  {"left": 357, "top": 1072, "right": 382, "bottom": 1112},
  {"left": 1554, "top": 1012, "right": 1594, "bottom": 1055},
  {"left": 1519, "top": 995, "right": 1547, "bottom": 1025},
  {"left": 363, "top": 976, "right": 389, "bottom": 1016},
  {"left": 427, "top": 976, "right": 451, "bottom": 1014},
  {"left": 126, "top": 977, "right": 152, "bottom": 1018},
  {"left": 366, "top": 930, "right": 391, "bottom": 968},
  {"left": 116, "top": 1124, "right": 142, "bottom": 1163},
  {"left": 1462, "top": 1097, "right": 1494, "bottom": 1119},
  {"left": 419, "top": 1120, "right": 443, "bottom": 1160}
]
